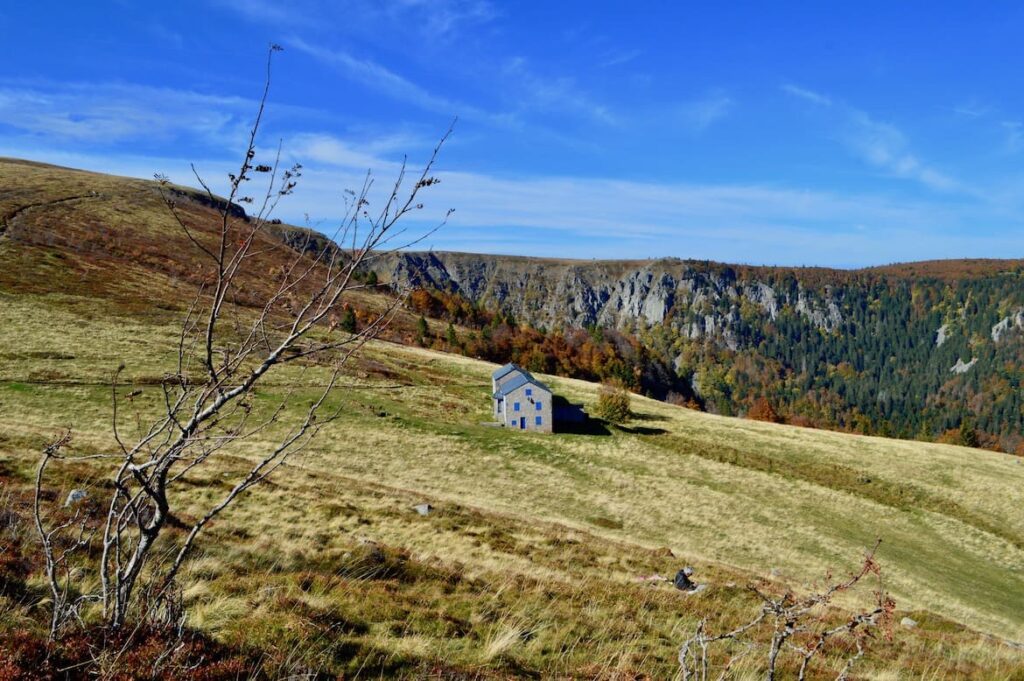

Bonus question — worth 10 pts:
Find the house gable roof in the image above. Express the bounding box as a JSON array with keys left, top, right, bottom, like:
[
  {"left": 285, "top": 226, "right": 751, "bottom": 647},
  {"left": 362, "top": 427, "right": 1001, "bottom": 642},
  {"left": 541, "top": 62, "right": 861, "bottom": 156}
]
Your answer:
[
  {"left": 492, "top": 362, "right": 539, "bottom": 383},
  {"left": 493, "top": 372, "right": 550, "bottom": 399},
  {"left": 491, "top": 363, "right": 519, "bottom": 381}
]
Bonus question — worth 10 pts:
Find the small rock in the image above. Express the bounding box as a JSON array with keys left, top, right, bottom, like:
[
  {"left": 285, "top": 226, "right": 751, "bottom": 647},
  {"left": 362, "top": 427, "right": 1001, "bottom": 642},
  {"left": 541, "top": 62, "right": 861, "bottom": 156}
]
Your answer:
[
  {"left": 64, "top": 489, "right": 87, "bottom": 507},
  {"left": 413, "top": 503, "right": 434, "bottom": 516},
  {"left": 769, "top": 567, "right": 781, "bottom": 577},
  {"left": 901, "top": 617, "right": 918, "bottom": 629},
  {"left": 673, "top": 567, "right": 697, "bottom": 591}
]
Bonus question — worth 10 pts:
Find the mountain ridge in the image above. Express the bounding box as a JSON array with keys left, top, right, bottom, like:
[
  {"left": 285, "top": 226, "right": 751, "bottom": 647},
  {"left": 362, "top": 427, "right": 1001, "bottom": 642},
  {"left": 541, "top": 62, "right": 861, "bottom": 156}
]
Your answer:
[{"left": 383, "top": 248, "right": 1024, "bottom": 279}]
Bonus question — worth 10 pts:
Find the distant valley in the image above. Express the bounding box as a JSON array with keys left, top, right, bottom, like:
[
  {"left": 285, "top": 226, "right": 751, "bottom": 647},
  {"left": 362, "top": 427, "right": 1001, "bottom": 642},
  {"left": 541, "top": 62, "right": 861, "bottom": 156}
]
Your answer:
[{"left": 381, "top": 251, "right": 1024, "bottom": 452}]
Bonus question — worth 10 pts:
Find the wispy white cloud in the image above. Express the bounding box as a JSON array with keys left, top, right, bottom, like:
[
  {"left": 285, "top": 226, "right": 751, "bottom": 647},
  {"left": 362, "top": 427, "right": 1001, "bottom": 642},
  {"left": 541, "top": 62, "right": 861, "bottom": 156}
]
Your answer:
[
  {"left": 291, "top": 37, "right": 616, "bottom": 130},
  {"left": 600, "top": 49, "right": 642, "bottom": 68},
  {"left": 501, "top": 57, "right": 616, "bottom": 125},
  {"left": 286, "top": 133, "right": 406, "bottom": 172},
  {"left": 247, "top": 132, "right": 1003, "bottom": 259},
  {"left": 678, "top": 92, "right": 733, "bottom": 131},
  {"left": 289, "top": 37, "right": 518, "bottom": 128},
  {"left": 784, "top": 83, "right": 961, "bottom": 193},
  {"left": 301, "top": 161, "right": 1021, "bottom": 264},
  {"left": 216, "top": 0, "right": 498, "bottom": 42},
  {"left": 943, "top": 99, "right": 1024, "bottom": 156},
  {"left": 0, "top": 81, "right": 255, "bottom": 144},
  {"left": 950, "top": 99, "right": 991, "bottom": 119},
  {"left": 843, "top": 111, "right": 960, "bottom": 191},
  {"left": 1002, "top": 121, "right": 1024, "bottom": 153},
  {"left": 388, "top": 0, "right": 497, "bottom": 38},
  {"left": 289, "top": 38, "right": 452, "bottom": 114},
  {"left": 219, "top": 0, "right": 611, "bottom": 130},
  {"left": 211, "top": 0, "right": 316, "bottom": 28},
  {"left": 781, "top": 84, "right": 831, "bottom": 107},
  {"left": 147, "top": 23, "right": 184, "bottom": 49}
]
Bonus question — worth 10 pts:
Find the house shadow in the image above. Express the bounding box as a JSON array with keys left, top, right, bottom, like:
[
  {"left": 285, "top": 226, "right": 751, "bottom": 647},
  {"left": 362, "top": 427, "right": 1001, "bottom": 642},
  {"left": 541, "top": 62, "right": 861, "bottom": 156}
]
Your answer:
[
  {"left": 615, "top": 424, "right": 670, "bottom": 436},
  {"left": 628, "top": 411, "right": 669, "bottom": 423},
  {"left": 552, "top": 394, "right": 611, "bottom": 435},
  {"left": 555, "top": 418, "right": 612, "bottom": 436}
]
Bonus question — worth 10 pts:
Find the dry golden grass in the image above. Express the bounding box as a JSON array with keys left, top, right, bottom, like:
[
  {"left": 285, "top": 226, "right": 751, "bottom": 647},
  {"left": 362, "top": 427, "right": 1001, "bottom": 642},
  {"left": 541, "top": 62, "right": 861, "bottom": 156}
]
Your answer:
[
  {"left": 273, "top": 342, "right": 1024, "bottom": 643},
  {"left": 2, "top": 291, "right": 1024, "bottom": 677}
]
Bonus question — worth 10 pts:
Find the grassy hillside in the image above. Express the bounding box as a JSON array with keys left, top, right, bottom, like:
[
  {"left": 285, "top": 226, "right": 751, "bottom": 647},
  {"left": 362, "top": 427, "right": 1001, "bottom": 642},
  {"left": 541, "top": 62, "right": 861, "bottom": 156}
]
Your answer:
[
  {"left": 2, "top": 158, "right": 1024, "bottom": 676},
  {"left": 3, "top": 292, "right": 1024, "bottom": 676}
]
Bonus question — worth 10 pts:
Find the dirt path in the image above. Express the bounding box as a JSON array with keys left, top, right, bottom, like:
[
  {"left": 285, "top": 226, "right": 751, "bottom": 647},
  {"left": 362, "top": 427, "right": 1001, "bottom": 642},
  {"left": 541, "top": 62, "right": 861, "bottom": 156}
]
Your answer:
[{"left": 0, "top": 193, "right": 101, "bottom": 238}]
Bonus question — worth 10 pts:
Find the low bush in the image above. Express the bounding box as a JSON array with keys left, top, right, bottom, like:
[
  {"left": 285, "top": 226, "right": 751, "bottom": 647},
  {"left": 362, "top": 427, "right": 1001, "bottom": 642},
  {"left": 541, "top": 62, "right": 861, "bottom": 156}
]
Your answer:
[{"left": 594, "top": 381, "right": 631, "bottom": 423}]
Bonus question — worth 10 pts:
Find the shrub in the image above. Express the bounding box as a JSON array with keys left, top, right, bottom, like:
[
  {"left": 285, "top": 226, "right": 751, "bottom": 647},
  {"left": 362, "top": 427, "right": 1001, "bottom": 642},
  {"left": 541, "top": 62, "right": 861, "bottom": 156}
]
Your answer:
[
  {"left": 339, "top": 305, "right": 357, "bottom": 333},
  {"left": 959, "top": 420, "right": 979, "bottom": 448},
  {"left": 595, "top": 382, "right": 630, "bottom": 423},
  {"left": 416, "top": 316, "right": 429, "bottom": 346},
  {"left": 747, "top": 396, "right": 782, "bottom": 423}
]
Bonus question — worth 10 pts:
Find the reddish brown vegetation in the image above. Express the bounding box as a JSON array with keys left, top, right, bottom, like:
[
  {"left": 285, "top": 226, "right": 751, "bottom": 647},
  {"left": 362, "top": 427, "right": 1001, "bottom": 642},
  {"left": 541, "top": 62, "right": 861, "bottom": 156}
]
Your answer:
[
  {"left": 0, "top": 626, "right": 257, "bottom": 681},
  {"left": 0, "top": 473, "right": 257, "bottom": 681},
  {"left": 747, "top": 397, "right": 782, "bottom": 423},
  {"left": 404, "top": 286, "right": 692, "bottom": 396},
  {"left": 865, "top": 258, "right": 1024, "bottom": 282}
]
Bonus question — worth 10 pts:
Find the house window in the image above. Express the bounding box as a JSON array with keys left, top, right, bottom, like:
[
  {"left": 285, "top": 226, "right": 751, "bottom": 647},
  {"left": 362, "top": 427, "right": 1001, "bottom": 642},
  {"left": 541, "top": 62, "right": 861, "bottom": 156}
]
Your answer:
[
  {"left": 513, "top": 402, "right": 520, "bottom": 412},
  {"left": 535, "top": 416, "right": 542, "bottom": 426},
  {"left": 525, "top": 388, "right": 532, "bottom": 396},
  {"left": 536, "top": 402, "right": 542, "bottom": 410}
]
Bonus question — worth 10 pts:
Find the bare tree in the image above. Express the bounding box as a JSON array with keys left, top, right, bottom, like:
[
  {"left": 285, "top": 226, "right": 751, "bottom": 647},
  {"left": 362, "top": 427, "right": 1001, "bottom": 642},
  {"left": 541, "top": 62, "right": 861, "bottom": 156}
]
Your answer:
[
  {"left": 33, "top": 44, "right": 452, "bottom": 634},
  {"left": 678, "top": 541, "right": 894, "bottom": 681},
  {"left": 32, "top": 432, "right": 99, "bottom": 640}
]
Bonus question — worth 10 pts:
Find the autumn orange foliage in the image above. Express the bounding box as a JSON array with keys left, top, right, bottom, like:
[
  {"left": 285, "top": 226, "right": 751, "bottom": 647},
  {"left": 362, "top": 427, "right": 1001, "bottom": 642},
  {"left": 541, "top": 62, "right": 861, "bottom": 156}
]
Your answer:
[{"left": 747, "top": 397, "right": 782, "bottom": 423}]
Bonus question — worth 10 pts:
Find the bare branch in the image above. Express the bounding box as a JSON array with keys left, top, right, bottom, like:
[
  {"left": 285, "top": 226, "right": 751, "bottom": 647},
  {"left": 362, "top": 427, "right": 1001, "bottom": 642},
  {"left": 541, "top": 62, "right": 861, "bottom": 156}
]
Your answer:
[
  {"left": 679, "top": 541, "right": 892, "bottom": 680},
  {"left": 32, "top": 43, "right": 453, "bottom": 636}
]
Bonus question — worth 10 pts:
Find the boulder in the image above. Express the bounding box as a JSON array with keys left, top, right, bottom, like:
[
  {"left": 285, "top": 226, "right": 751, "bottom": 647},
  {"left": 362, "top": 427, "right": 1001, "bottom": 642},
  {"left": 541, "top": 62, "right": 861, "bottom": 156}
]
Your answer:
[{"left": 64, "top": 489, "right": 87, "bottom": 507}]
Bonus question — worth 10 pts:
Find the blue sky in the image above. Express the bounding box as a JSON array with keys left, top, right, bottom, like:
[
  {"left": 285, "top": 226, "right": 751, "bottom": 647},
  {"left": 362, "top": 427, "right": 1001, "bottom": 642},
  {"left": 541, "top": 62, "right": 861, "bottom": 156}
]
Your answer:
[{"left": 3, "top": 1, "right": 1024, "bottom": 266}]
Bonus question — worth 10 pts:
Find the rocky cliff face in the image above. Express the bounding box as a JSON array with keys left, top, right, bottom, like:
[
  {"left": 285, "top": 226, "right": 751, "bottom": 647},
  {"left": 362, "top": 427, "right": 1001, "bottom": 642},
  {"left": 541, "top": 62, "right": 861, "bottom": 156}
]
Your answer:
[{"left": 382, "top": 251, "right": 843, "bottom": 346}]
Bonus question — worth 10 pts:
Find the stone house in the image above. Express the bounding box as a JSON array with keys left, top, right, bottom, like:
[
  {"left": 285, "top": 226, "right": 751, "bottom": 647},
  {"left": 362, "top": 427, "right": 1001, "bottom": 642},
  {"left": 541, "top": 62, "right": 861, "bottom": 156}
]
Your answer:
[{"left": 491, "top": 364, "right": 553, "bottom": 433}]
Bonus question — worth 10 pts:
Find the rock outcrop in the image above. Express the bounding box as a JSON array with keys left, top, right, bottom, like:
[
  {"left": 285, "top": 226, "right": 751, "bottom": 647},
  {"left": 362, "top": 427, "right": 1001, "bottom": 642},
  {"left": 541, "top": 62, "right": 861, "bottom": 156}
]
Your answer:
[
  {"left": 380, "top": 252, "right": 846, "bottom": 352},
  {"left": 991, "top": 310, "right": 1024, "bottom": 343},
  {"left": 950, "top": 357, "right": 978, "bottom": 374}
]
